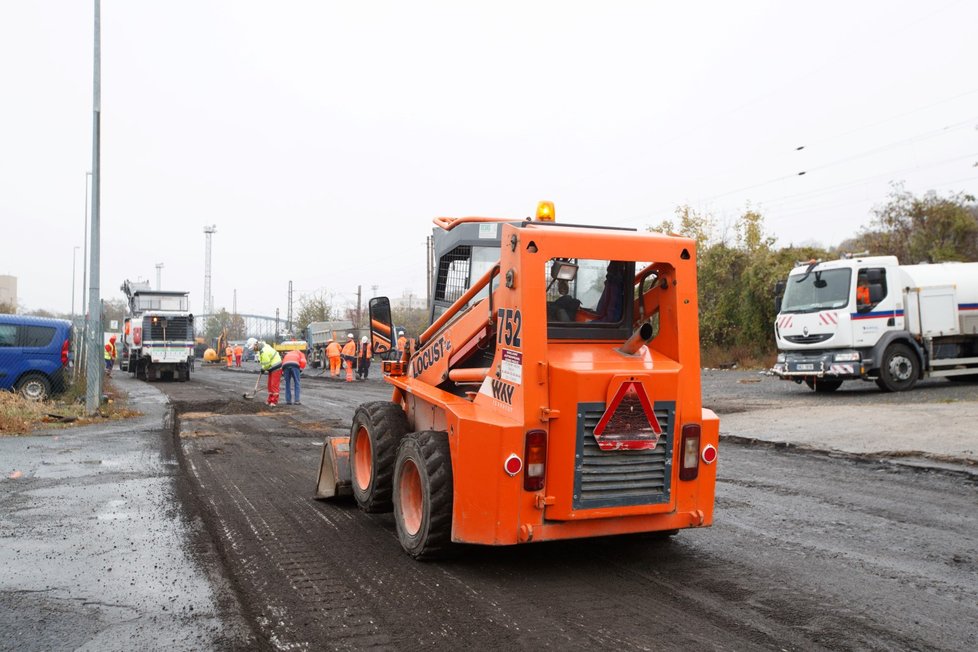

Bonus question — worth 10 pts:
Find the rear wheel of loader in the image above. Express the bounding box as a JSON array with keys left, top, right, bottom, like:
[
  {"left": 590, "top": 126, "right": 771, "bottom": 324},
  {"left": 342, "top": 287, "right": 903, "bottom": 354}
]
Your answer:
[
  {"left": 349, "top": 401, "right": 408, "bottom": 513},
  {"left": 393, "top": 431, "right": 454, "bottom": 560}
]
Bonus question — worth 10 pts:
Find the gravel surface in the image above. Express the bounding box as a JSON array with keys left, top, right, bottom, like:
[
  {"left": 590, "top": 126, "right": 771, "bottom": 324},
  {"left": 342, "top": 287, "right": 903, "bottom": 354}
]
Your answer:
[{"left": 156, "top": 365, "right": 978, "bottom": 651}]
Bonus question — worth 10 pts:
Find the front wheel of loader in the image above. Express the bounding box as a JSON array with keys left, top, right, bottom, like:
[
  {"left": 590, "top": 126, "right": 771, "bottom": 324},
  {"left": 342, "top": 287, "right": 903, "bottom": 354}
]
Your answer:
[
  {"left": 393, "top": 431, "right": 454, "bottom": 560},
  {"left": 349, "top": 401, "right": 409, "bottom": 513}
]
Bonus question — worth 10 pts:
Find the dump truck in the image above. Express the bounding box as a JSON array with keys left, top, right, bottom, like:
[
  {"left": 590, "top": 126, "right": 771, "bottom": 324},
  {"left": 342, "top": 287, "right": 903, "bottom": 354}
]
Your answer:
[
  {"left": 304, "top": 321, "right": 355, "bottom": 368},
  {"left": 120, "top": 280, "right": 194, "bottom": 381},
  {"left": 316, "top": 202, "right": 718, "bottom": 559},
  {"left": 772, "top": 254, "right": 978, "bottom": 392}
]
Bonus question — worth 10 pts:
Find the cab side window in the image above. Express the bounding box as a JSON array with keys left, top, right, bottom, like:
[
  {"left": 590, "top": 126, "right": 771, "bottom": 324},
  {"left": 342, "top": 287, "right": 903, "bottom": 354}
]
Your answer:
[{"left": 856, "top": 268, "right": 887, "bottom": 313}]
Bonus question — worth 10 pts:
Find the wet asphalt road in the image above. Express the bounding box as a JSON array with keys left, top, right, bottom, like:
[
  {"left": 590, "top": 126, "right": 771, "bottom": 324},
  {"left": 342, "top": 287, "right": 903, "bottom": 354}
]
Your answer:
[{"left": 159, "top": 365, "right": 978, "bottom": 651}]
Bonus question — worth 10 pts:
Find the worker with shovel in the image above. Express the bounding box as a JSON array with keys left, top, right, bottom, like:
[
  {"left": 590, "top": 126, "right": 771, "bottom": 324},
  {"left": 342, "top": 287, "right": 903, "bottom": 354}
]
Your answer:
[{"left": 247, "top": 337, "right": 283, "bottom": 407}]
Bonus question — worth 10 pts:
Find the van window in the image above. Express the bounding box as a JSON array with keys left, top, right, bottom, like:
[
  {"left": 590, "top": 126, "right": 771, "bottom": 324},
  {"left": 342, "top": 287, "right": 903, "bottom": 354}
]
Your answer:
[
  {"left": 0, "top": 325, "right": 15, "bottom": 347},
  {"left": 21, "top": 325, "right": 55, "bottom": 348}
]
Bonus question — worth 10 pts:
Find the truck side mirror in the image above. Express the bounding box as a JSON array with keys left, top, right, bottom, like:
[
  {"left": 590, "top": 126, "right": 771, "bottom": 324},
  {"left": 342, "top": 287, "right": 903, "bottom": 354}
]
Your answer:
[
  {"left": 369, "top": 296, "right": 393, "bottom": 355},
  {"left": 774, "top": 281, "right": 786, "bottom": 313}
]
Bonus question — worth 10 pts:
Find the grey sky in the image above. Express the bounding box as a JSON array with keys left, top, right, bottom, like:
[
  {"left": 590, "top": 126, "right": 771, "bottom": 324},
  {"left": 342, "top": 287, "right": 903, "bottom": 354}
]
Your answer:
[{"left": 2, "top": 1, "right": 976, "bottom": 318}]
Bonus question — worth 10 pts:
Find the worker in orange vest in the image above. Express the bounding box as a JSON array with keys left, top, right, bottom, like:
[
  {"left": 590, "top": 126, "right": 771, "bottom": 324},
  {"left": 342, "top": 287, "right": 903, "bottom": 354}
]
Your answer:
[
  {"left": 856, "top": 279, "right": 870, "bottom": 307},
  {"left": 357, "top": 335, "right": 372, "bottom": 380},
  {"left": 325, "top": 338, "right": 342, "bottom": 377},
  {"left": 233, "top": 343, "right": 244, "bottom": 367},
  {"left": 225, "top": 345, "right": 234, "bottom": 368},
  {"left": 282, "top": 349, "right": 307, "bottom": 405},
  {"left": 341, "top": 333, "right": 357, "bottom": 382}
]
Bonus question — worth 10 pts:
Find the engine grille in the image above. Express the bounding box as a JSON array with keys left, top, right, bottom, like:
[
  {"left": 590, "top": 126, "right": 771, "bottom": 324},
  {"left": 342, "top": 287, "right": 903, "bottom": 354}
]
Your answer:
[
  {"left": 142, "top": 315, "right": 193, "bottom": 341},
  {"left": 573, "top": 402, "right": 674, "bottom": 510},
  {"left": 784, "top": 333, "right": 831, "bottom": 344}
]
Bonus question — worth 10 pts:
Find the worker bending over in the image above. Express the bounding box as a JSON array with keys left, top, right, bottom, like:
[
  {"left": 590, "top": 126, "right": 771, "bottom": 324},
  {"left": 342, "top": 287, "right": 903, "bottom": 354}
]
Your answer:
[
  {"left": 248, "top": 338, "right": 283, "bottom": 407},
  {"left": 282, "top": 349, "right": 307, "bottom": 405}
]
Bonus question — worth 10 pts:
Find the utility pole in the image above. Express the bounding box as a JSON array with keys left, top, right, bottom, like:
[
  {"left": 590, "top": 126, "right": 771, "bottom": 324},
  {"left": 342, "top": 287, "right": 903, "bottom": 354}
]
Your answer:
[
  {"left": 155, "top": 262, "right": 163, "bottom": 290},
  {"left": 203, "top": 225, "right": 217, "bottom": 316},
  {"left": 85, "top": 0, "right": 103, "bottom": 414},
  {"left": 233, "top": 289, "right": 237, "bottom": 316},
  {"left": 275, "top": 308, "right": 280, "bottom": 340},
  {"left": 287, "top": 280, "right": 293, "bottom": 335},
  {"left": 356, "top": 285, "right": 362, "bottom": 330}
]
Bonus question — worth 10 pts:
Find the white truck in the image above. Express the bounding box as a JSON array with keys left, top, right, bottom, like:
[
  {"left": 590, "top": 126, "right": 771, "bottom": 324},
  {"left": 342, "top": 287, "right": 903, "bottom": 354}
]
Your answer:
[
  {"left": 120, "top": 280, "right": 195, "bottom": 381},
  {"left": 771, "top": 255, "right": 978, "bottom": 392}
]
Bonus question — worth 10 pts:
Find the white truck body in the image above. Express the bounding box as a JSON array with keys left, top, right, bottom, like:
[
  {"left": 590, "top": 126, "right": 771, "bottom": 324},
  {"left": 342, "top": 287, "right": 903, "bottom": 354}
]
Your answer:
[{"left": 772, "top": 255, "right": 978, "bottom": 391}]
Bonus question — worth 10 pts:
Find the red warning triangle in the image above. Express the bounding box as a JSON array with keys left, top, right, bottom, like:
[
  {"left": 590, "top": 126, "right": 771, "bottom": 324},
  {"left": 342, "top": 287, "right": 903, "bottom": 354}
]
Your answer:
[{"left": 592, "top": 381, "right": 662, "bottom": 451}]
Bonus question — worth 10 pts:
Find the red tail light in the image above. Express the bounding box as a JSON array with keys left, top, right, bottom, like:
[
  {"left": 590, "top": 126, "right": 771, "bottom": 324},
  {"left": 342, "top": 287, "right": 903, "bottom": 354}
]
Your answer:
[
  {"left": 679, "top": 424, "right": 701, "bottom": 481},
  {"left": 61, "top": 338, "right": 70, "bottom": 366},
  {"left": 523, "top": 429, "right": 547, "bottom": 491},
  {"left": 133, "top": 327, "right": 142, "bottom": 345}
]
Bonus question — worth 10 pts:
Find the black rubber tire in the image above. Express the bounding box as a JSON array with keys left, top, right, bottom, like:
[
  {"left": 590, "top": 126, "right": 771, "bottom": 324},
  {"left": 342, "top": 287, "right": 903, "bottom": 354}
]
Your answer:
[
  {"left": 804, "top": 378, "right": 843, "bottom": 393},
  {"left": 349, "top": 401, "right": 409, "bottom": 513},
  {"left": 875, "top": 343, "right": 919, "bottom": 392},
  {"left": 16, "top": 373, "right": 51, "bottom": 401},
  {"left": 393, "top": 431, "right": 454, "bottom": 560}
]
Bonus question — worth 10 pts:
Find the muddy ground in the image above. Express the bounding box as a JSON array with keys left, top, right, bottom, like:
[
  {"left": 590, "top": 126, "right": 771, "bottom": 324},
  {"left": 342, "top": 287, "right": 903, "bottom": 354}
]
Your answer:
[{"left": 162, "top": 365, "right": 978, "bottom": 651}]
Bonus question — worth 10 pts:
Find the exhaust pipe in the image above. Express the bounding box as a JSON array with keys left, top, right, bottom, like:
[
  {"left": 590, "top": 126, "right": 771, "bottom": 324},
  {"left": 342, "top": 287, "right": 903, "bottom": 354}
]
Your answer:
[{"left": 618, "top": 322, "right": 655, "bottom": 356}]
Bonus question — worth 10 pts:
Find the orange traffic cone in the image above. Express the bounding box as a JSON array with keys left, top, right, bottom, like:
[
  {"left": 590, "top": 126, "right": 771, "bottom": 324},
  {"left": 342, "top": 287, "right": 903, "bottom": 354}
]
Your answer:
[{"left": 345, "top": 360, "right": 354, "bottom": 382}]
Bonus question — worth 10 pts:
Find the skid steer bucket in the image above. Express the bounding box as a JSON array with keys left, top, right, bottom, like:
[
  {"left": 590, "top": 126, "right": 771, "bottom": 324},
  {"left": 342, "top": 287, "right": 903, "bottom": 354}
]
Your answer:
[{"left": 314, "top": 436, "right": 352, "bottom": 499}]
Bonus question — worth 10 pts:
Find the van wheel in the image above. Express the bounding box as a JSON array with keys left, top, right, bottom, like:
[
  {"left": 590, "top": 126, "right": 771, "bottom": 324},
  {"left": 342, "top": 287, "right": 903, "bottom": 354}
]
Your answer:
[
  {"left": 875, "top": 343, "right": 919, "bottom": 392},
  {"left": 393, "top": 431, "right": 454, "bottom": 560},
  {"left": 350, "top": 401, "right": 408, "bottom": 512},
  {"left": 17, "top": 373, "right": 51, "bottom": 401},
  {"left": 805, "top": 378, "right": 843, "bottom": 392}
]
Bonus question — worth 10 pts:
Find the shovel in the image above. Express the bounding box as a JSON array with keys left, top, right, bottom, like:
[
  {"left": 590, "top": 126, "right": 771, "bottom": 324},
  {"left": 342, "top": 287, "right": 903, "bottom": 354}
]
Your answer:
[{"left": 243, "top": 371, "right": 264, "bottom": 400}]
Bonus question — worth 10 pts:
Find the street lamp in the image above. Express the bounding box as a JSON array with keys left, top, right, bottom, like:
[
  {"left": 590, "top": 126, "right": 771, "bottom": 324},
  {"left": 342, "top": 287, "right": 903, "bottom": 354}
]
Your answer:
[{"left": 72, "top": 246, "right": 80, "bottom": 319}]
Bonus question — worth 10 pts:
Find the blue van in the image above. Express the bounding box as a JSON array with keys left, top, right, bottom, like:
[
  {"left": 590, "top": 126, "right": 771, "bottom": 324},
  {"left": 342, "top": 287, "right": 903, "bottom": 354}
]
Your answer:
[{"left": 0, "top": 315, "right": 73, "bottom": 400}]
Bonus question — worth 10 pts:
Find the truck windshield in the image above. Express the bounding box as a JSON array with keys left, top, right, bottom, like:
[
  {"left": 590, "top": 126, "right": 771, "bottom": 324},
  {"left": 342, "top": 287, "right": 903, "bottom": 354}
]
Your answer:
[{"left": 781, "top": 268, "right": 851, "bottom": 313}]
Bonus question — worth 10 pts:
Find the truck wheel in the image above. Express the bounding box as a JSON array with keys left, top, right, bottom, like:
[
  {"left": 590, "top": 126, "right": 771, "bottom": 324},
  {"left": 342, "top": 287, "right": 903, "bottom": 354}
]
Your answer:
[
  {"left": 805, "top": 378, "right": 843, "bottom": 393},
  {"left": 350, "top": 401, "right": 409, "bottom": 512},
  {"left": 875, "top": 343, "right": 919, "bottom": 392},
  {"left": 393, "top": 431, "right": 454, "bottom": 560},
  {"left": 16, "top": 373, "right": 51, "bottom": 401}
]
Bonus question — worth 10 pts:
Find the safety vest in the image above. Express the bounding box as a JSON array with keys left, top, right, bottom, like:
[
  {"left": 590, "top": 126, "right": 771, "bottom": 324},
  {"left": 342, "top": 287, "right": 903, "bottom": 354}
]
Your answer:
[
  {"left": 856, "top": 285, "right": 870, "bottom": 305},
  {"left": 342, "top": 340, "right": 356, "bottom": 357},
  {"left": 326, "top": 341, "right": 341, "bottom": 357},
  {"left": 234, "top": 345, "right": 243, "bottom": 356},
  {"left": 283, "top": 350, "right": 307, "bottom": 369},
  {"left": 257, "top": 343, "right": 282, "bottom": 371},
  {"left": 104, "top": 343, "right": 113, "bottom": 360},
  {"left": 397, "top": 335, "right": 407, "bottom": 351}
]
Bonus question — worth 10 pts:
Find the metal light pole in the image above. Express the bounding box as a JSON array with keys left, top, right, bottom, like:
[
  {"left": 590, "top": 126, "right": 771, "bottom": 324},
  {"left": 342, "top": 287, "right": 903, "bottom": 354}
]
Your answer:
[
  {"left": 85, "top": 0, "right": 103, "bottom": 413},
  {"left": 71, "top": 246, "right": 80, "bottom": 318}
]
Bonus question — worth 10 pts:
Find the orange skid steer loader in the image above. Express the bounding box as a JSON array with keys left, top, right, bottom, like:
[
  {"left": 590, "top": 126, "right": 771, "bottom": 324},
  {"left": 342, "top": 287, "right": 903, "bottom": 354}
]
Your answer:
[{"left": 315, "top": 202, "right": 719, "bottom": 559}]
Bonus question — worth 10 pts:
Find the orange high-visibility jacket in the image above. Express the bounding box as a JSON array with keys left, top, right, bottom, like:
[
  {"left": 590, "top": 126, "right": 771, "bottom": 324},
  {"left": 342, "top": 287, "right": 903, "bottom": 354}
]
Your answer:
[
  {"left": 326, "top": 341, "right": 341, "bottom": 357},
  {"left": 283, "top": 350, "right": 307, "bottom": 369},
  {"left": 341, "top": 340, "right": 356, "bottom": 357}
]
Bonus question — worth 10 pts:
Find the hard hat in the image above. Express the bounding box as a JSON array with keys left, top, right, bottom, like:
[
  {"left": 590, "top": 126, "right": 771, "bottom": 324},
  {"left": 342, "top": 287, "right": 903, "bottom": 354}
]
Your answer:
[
  {"left": 347, "top": 333, "right": 354, "bottom": 339},
  {"left": 245, "top": 337, "right": 258, "bottom": 349},
  {"left": 398, "top": 329, "right": 405, "bottom": 334},
  {"left": 109, "top": 335, "right": 116, "bottom": 342},
  {"left": 361, "top": 335, "right": 368, "bottom": 343}
]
